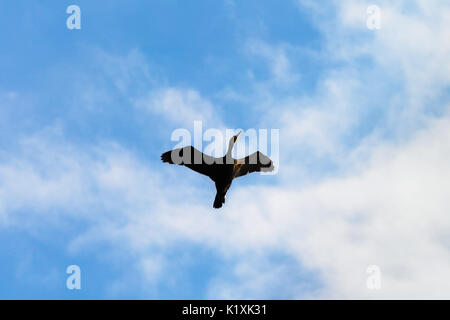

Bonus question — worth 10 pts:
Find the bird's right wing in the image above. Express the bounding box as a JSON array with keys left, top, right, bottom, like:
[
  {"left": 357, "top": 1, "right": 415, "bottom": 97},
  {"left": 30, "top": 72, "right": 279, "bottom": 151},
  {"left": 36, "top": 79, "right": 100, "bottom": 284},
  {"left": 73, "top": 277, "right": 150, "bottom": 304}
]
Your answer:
[
  {"left": 234, "top": 151, "right": 274, "bottom": 178},
  {"left": 161, "top": 146, "right": 218, "bottom": 180}
]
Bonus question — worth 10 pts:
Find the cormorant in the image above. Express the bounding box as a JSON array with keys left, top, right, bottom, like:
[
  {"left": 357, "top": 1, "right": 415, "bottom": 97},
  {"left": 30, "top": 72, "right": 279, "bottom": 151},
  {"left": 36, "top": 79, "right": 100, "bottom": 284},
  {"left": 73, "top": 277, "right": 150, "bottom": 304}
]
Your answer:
[{"left": 161, "top": 131, "right": 274, "bottom": 208}]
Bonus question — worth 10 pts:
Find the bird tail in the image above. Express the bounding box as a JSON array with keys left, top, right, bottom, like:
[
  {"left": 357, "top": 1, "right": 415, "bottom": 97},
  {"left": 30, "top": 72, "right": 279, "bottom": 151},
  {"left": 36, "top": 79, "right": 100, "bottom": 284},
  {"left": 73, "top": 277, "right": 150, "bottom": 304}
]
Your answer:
[{"left": 213, "top": 193, "right": 225, "bottom": 209}]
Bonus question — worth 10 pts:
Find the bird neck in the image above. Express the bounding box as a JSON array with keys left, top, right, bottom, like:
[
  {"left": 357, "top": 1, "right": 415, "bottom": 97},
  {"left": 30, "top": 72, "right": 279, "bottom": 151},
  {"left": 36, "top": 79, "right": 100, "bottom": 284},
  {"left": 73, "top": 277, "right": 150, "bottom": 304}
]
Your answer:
[{"left": 226, "top": 139, "right": 235, "bottom": 160}]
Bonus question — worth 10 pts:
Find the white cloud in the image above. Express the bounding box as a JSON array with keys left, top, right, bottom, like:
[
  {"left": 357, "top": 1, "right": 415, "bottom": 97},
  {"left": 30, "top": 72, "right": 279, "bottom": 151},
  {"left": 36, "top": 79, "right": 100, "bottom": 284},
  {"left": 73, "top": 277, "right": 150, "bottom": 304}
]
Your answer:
[
  {"left": 284, "top": 116, "right": 450, "bottom": 298},
  {"left": 301, "top": 0, "right": 450, "bottom": 113},
  {"left": 245, "top": 40, "right": 300, "bottom": 84},
  {"left": 136, "top": 87, "right": 221, "bottom": 128}
]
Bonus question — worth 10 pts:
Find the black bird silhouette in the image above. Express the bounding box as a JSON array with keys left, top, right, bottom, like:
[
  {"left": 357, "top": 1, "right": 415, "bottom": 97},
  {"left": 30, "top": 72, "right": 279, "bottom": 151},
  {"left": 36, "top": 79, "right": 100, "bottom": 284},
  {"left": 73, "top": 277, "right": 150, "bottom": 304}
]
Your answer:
[{"left": 161, "top": 131, "right": 274, "bottom": 208}]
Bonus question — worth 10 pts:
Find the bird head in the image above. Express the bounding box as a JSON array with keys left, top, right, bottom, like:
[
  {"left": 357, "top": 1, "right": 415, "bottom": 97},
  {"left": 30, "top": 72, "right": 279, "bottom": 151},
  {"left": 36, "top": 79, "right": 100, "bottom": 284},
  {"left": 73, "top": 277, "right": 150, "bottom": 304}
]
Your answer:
[
  {"left": 227, "top": 131, "right": 241, "bottom": 158},
  {"left": 233, "top": 131, "right": 241, "bottom": 143}
]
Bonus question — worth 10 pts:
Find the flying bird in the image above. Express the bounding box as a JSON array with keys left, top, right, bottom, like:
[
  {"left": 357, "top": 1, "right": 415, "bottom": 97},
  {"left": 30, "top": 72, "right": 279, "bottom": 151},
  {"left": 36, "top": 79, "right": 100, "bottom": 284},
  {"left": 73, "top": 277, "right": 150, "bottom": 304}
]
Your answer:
[{"left": 161, "top": 131, "right": 274, "bottom": 208}]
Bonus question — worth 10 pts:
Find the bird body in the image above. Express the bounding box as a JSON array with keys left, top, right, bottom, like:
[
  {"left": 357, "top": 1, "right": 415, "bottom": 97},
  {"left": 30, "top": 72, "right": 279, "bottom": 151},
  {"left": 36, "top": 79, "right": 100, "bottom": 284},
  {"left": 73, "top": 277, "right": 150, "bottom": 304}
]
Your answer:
[
  {"left": 161, "top": 132, "right": 274, "bottom": 208},
  {"left": 213, "top": 158, "right": 235, "bottom": 208}
]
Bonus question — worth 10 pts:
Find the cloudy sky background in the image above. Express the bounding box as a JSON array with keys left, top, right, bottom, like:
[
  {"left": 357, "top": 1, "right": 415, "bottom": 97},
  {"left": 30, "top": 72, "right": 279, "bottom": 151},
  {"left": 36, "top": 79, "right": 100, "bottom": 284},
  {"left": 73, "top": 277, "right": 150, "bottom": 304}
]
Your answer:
[{"left": 1, "top": 0, "right": 450, "bottom": 299}]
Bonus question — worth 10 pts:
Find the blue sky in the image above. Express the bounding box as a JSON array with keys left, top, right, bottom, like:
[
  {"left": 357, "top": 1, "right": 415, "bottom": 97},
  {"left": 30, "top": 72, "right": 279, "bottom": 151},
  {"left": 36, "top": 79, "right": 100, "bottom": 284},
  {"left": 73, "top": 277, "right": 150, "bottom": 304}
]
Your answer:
[{"left": 1, "top": 0, "right": 450, "bottom": 299}]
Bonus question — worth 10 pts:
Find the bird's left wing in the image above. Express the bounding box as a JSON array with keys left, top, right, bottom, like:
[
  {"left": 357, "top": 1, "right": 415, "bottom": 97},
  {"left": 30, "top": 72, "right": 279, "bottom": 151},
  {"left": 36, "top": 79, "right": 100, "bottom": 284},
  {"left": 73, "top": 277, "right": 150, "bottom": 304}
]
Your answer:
[
  {"left": 161, "top": 146, "right": 218, "bottom": 180},
  {"left": 234, "top": 151, "right": 274, "bottom": 178}
]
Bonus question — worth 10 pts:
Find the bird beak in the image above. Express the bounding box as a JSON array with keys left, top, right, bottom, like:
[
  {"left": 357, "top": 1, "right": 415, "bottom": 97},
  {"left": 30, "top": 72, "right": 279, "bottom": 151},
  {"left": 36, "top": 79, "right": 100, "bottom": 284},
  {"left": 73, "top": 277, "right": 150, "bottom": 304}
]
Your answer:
[{"left": 236, "top": 131, "right": 241, "bottom": 139}]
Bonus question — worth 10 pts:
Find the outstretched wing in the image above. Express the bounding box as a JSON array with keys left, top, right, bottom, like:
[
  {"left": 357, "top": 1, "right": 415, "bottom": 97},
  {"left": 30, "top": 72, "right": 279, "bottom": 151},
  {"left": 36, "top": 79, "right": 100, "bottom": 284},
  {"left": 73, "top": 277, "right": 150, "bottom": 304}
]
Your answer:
[
  {"left": 161, "top": 146, "right": 219, "bottom": 180},
  {"left": 234, "top": 151, "right": 274, "bottom": 178}
]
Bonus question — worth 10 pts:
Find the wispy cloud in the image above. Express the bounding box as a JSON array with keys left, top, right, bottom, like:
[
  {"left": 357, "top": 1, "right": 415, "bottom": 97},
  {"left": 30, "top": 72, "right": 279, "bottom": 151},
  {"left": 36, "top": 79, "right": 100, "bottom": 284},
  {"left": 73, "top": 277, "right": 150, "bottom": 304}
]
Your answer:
[{"left": 135, "top": 87, "right": 221, "bottom": 128}]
